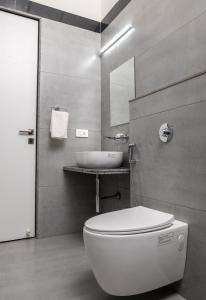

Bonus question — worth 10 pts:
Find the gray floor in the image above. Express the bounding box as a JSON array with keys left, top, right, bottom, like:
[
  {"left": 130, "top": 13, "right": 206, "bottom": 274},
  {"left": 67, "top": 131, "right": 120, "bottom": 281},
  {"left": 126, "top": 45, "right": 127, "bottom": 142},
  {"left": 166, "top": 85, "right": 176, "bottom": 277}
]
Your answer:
[{"left": 0, "top": 234, "right": 185, "bottom": 300}]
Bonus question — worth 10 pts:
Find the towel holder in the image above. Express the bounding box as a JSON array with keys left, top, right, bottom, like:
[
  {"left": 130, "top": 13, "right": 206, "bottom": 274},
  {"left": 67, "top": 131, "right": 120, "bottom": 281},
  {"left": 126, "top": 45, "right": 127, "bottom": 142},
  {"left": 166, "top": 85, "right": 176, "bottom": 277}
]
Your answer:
[{"left": 51, "top": 105, "right": 68, "bottom": 112}]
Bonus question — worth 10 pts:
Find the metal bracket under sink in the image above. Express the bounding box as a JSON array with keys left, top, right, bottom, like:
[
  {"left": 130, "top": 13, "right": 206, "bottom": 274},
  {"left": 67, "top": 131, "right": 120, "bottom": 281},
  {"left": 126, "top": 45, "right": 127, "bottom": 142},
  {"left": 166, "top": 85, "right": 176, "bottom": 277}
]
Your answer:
[{"left": 63, "top": 166, "right": 130, "bottom": 214}]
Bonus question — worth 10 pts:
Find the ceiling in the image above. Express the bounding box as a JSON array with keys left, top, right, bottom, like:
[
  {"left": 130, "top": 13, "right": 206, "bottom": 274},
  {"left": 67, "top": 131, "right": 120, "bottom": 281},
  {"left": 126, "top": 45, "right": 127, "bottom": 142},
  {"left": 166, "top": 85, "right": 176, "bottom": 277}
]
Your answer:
[{"left": 32, "top": 0, "right": 119, "bottom": 21}]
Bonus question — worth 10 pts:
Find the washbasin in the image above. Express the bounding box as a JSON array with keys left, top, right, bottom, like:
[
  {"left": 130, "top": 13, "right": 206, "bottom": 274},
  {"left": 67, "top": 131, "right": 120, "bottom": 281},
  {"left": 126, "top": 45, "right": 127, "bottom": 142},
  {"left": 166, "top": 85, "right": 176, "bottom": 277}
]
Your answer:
[{"left": 75, "top": 151, "right": 123, "bottom": 169}]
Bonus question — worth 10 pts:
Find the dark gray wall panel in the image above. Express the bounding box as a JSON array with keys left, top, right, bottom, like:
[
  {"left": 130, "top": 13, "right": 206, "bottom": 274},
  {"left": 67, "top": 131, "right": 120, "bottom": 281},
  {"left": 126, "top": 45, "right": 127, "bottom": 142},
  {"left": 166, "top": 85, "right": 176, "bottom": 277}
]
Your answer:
[
  {"left": 0, "top": 0, "right": 15, "bottom": 9},
  {"left": 1, "top": 0, "right": 101, "bottom": 32}
]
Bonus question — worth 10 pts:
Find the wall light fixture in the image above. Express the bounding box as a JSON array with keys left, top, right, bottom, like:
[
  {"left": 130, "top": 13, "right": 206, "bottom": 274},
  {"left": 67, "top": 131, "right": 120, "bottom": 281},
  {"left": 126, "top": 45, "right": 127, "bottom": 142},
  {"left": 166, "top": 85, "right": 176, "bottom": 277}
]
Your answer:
[{"left": 99, "top": 24, "right": 134, "bottom": 56}]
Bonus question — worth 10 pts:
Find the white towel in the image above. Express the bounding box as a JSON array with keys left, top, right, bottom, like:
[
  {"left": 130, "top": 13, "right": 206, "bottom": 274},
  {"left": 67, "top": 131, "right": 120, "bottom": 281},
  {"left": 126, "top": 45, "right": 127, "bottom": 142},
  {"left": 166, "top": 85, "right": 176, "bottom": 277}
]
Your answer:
[{"left": 50, "top": 110, "right": 69, "bottom": 139}]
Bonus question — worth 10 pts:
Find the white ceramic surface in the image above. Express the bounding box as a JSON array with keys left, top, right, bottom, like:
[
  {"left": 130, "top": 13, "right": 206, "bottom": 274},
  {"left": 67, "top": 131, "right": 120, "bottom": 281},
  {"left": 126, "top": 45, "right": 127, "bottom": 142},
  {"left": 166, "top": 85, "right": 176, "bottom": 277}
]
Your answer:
[
  {"left": 85, "top": 206, "right": 175, "bottom": 234},
  {"left": 84, "top": 206, "right": 188, "bottom": 296},
  {"left": 0, "top": 12, "right": 38, "bottom": 242},
  {"left": 75, "top": 151, "right": 123, "bottom": 169}
]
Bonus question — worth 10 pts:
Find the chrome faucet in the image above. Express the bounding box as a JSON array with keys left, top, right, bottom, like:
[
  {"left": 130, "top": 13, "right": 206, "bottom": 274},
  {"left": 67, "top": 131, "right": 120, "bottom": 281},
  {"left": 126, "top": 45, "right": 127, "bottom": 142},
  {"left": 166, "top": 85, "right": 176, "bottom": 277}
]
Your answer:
[
  {"left": 103, "top": 133, "right": 129, "bottom": 143},
  {"left": 159, "top": 123, "right": 173, "bottom": 143}
]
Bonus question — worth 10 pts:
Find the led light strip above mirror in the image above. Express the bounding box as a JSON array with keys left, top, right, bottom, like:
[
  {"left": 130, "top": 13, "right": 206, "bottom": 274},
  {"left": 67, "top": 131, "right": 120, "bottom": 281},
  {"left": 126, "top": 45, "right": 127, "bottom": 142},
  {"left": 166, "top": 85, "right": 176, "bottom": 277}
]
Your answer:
[{"left": 99, "top": 24, "right": 134, "bottom": 56}]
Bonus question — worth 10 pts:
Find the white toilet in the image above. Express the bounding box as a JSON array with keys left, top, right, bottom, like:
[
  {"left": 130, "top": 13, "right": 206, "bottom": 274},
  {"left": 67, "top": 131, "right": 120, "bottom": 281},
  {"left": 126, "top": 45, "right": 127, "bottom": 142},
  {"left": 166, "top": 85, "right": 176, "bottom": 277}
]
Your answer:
[{"left": 83, "top": 206, "right": 188, "bottom": 296}]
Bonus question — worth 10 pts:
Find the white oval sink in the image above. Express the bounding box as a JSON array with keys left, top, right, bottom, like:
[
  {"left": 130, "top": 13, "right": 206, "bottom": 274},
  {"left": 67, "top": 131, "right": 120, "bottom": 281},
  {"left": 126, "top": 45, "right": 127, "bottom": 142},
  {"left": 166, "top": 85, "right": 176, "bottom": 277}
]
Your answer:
[{"left": 75, "top": 151, "right": 123, "bottom": 169}]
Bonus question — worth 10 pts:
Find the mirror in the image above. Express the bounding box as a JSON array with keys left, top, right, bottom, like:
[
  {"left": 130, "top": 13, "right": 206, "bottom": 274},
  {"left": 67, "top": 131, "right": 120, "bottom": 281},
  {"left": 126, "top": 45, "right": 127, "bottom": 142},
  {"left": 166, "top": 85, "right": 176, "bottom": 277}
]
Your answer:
[{"left": 110, "top": 57, "right": 135, "bottom": 126}]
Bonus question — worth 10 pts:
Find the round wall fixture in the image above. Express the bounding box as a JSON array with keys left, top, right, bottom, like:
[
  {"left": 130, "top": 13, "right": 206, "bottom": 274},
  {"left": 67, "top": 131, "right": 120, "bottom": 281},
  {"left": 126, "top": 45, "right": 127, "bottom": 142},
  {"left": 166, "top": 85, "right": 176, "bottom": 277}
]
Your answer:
[{"left": 159, "top": 123, "right": 173, "bottom": 143}]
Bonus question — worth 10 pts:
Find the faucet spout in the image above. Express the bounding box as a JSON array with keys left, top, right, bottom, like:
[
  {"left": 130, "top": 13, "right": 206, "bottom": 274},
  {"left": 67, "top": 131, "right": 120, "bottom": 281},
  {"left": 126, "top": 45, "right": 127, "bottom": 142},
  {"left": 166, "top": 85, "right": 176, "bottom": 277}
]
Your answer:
[{"left": 103, "top": 133, "right": 129, "bottom": 143}]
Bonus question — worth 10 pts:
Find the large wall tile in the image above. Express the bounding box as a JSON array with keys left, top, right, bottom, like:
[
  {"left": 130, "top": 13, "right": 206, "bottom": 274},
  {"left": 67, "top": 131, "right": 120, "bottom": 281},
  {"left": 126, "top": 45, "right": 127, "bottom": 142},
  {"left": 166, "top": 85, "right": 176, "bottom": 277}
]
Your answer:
[
  {"left": 135, "top": 11, "right": 206, "bottom": 97},
  {"left": 39, "top": 72, "right": 101, "bottom": 130},
  {"left": 130, "top": 100, "right": 206, "bottom": 211},
  {"left": 40, "top": 19, "right": 100, "bottom": 79},
  {"left": 101, "top": 0, "right": 206, "bottom": 59},
  {"left": 38, "top": 128, "right": 100, "bottom": 187},
  {"left": 37, "top": 184, "right": 96, "bottom": 237}
]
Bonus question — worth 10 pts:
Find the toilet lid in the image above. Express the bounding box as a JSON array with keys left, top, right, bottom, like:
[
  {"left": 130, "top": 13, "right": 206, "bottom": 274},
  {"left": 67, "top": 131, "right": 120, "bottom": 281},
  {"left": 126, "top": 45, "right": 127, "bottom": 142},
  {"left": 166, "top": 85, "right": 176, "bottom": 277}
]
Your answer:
[{"left": 84, "top": 206, "right": 174, "bottom": 235}]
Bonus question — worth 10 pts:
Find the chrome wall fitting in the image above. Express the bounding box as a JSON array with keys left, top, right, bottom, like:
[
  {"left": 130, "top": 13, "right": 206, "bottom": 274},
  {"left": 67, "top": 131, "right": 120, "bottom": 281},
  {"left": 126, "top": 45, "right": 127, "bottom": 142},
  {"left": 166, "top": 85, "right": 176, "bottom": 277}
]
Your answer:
[
  {"left": 128, "top": 143, "right": 137, "bottom": 164},
  {"left": 159, "top": 123, "right": 173, "bottom": 143},
  {"left": 103, "top": 133, "right": 129, "bottom": 144}
]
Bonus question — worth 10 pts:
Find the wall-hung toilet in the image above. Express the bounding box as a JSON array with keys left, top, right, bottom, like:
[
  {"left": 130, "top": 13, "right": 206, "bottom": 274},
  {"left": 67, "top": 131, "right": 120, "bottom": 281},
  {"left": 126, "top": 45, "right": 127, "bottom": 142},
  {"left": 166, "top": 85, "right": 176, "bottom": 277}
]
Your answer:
[{"left": 83, "top": 206, "right": 188, "bottom": 296}]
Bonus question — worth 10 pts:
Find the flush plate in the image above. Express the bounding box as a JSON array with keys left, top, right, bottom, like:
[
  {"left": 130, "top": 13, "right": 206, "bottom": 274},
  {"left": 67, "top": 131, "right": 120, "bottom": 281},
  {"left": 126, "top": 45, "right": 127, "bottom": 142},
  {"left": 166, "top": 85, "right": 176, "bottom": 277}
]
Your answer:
[{"left": 75, "top": 129, "right": 88, "bottom": 138}]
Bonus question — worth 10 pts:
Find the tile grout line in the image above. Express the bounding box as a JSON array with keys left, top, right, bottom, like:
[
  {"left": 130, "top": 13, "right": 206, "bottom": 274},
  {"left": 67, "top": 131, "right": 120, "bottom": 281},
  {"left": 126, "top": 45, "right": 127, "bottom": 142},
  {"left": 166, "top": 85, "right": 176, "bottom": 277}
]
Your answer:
[
  {"left": 39, "top": 70, "right": 101, "bottom": 83},
  {"left": 130, "top": 70, "right": 206, "bottom": 103},
  {"left": 38, "top": 127, "right": 101, "bottom": 133},
  {"left": 130, "top": 98, "right": 206, "bottom": 121},
  {"left": 132, "top": 192, "right": 206, "bottom": 214}
]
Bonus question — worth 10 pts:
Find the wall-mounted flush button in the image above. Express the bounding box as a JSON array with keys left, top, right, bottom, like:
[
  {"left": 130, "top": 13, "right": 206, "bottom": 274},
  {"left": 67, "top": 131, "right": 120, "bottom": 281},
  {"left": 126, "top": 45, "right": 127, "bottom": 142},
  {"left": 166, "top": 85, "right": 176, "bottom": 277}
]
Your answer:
[
  {"left": 178, "top": 234, "right": 185, "bottom": 251},
  {"left": 75, "top": 129, "right": 88, "bottom": 138}
]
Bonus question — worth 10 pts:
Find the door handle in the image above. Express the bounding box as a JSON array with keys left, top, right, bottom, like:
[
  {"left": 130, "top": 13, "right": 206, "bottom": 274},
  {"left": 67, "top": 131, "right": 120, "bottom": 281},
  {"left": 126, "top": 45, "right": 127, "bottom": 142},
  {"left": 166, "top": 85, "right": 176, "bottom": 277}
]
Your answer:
[{"left": 19, "top": 129, "right": 34, "bottom": 136}]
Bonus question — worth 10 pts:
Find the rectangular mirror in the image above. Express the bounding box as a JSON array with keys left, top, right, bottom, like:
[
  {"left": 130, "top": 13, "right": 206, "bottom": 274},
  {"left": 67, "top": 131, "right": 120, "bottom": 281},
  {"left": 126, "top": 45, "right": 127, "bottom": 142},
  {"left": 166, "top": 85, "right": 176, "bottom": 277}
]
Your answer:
[{"left": 110, "top": 57, "right": 135, "bottom": 126}]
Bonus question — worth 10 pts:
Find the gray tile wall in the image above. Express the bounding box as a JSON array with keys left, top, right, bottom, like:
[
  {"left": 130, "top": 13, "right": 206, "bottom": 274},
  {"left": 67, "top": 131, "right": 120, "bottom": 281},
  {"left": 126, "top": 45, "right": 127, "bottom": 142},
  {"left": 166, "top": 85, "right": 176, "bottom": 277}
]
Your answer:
[
  {"left": 130, "top": 76, "right": 206, "bottom": 300},
  {"left": 37, "top": 19, "right": 101, "bottom": 237},
  {"left": 101, "top": 0, "right": 206, "bottom": 298}
]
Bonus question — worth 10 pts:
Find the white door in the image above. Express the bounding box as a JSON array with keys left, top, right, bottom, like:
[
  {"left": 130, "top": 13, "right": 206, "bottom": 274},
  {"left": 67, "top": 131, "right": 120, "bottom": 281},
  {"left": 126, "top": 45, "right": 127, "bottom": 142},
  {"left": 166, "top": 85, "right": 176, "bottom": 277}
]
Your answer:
[{"left": 0, "top": 11, "right": 38, "bottom": 242}]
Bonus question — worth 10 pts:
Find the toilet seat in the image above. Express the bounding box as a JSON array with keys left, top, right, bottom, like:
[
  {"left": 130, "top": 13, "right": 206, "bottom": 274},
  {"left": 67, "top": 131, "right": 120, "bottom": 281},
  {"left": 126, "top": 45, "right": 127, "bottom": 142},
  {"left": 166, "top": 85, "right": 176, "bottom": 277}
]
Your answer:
[{"left": 84, "top": 206, "right": 174, "bottom": 235}]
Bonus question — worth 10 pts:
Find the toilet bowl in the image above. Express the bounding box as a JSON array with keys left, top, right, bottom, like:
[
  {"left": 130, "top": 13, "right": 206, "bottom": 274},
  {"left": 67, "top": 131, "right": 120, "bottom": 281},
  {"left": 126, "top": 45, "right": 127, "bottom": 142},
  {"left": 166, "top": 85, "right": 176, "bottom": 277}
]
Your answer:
[{"left": 83, "top": 206, "right": 188, "bottom": 296}]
